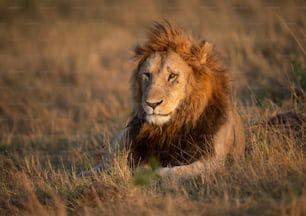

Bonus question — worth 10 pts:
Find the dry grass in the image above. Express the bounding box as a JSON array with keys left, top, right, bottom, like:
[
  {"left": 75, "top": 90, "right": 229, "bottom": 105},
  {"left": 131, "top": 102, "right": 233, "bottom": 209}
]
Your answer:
[{"left": 0, "top": 0, "right": 305, "bottom": 215}]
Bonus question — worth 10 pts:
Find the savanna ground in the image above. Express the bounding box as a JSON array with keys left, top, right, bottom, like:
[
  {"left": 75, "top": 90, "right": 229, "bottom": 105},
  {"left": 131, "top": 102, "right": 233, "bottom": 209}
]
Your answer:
[{"left": 0, "top": 0, "right": 305, "bottom": 215}]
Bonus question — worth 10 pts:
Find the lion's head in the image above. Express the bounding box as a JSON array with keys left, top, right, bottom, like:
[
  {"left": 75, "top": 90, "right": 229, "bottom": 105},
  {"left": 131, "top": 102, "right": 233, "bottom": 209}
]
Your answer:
[
  {"left": 130, "top": 21, "right": 228, "bottom": 127},
  {"left": 138, "top": 51, "right": 192, "bottom": 125}
]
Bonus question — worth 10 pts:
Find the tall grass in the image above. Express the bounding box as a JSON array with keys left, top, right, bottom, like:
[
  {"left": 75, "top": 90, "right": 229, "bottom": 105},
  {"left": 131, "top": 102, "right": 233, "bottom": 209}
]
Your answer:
[{"left": 0, "top": 0, "right": 305, "bottom": 215}]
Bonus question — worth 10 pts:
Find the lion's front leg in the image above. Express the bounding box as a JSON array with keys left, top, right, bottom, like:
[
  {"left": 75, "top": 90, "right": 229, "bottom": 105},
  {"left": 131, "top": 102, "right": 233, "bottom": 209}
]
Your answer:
[{"left": 155, "top": 159, "right": 223, "bottom": 178}]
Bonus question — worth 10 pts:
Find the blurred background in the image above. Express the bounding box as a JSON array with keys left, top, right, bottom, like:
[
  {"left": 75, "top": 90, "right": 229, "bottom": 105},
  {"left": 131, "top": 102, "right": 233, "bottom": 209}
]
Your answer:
[
  {"left": 0, "top": 1, "right": 305, "bottom": 214},
  {"left": 0, "top": 0, "right": 305, "bottom": 160}
]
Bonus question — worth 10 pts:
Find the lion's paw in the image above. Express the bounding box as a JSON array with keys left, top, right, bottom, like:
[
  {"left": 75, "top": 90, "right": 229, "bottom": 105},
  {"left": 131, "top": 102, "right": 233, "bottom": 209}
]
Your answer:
[{"left": 154, "top": 167, "right": 171, "bottom": 178}]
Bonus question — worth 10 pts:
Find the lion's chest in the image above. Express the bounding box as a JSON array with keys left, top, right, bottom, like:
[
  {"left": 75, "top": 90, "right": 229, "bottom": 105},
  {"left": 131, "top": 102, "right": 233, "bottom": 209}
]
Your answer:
[{"left": 128, "top": 126, "right": 214, "bottom": 166}]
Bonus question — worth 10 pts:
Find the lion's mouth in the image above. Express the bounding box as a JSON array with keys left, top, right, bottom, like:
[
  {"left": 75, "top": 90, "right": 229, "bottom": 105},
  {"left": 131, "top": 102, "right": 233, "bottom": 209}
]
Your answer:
[
  {"left": 148, "top": 113, "right": 171, "bottom": 117},
  {"left": 145, "top": 112, "right": 172, "bottom": 125}
]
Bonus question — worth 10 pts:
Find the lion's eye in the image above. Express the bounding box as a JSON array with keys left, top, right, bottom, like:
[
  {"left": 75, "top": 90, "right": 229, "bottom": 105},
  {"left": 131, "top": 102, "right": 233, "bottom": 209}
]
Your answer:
[
  {"left": 168, "top": 73, "right": 178, "bottom": 81},
  {"left": 142, "top": 72, "right": 151, "bottom": 81}
]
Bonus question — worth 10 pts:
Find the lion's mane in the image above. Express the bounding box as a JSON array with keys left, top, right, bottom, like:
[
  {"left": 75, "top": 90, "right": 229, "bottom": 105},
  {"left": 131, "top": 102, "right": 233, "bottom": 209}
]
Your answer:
[{"left": 127, "top": 21, "right": 231, "bottom": 166}]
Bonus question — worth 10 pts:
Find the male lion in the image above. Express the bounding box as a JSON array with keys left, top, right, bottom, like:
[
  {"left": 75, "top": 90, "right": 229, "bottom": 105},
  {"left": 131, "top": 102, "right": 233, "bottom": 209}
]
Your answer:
[{"left": 111, "top": 21, "right": 245, "bottom": 178}]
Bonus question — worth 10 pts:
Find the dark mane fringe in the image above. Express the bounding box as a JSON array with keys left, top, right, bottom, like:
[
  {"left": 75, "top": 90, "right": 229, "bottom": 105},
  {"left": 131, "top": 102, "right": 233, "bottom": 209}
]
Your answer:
[{"left": 127, "top": 21, "right": 230, "bottom": 166}]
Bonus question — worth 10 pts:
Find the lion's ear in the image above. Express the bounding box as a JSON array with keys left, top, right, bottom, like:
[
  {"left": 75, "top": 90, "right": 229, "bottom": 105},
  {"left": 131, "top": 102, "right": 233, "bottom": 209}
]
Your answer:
[{"left": 198, "top": 41, "right": 212, "bottom": 65}]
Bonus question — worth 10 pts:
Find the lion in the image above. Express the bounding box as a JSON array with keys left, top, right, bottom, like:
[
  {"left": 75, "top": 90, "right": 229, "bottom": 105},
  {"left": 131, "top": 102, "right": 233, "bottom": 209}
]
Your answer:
[{"left": 108, "top": 21, "right": 245, "bottom": 178}]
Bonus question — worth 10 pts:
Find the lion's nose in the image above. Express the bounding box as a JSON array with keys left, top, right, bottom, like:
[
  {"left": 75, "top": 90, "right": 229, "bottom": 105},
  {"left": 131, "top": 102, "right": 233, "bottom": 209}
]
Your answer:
[{"left": 146, "top": 100, "right": 163, "bottom": 109}]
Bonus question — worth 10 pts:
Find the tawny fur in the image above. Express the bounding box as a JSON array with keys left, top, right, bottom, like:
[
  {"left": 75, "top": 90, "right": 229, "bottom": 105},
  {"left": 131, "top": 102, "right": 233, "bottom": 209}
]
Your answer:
[{"left": 113, "top": 21, "right": 245, "bottom": 177}]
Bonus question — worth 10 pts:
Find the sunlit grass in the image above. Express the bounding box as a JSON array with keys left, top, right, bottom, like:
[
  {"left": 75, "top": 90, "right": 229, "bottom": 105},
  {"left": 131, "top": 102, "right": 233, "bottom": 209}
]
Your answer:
[{"left": 0, "top": 0, "right": 305, "bottom": 215}]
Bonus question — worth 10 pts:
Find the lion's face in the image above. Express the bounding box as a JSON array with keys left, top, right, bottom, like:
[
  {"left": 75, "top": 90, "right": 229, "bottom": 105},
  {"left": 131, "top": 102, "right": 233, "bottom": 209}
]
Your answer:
[{"left": 138, "top": 51, "right": 192, "bottom": 125}]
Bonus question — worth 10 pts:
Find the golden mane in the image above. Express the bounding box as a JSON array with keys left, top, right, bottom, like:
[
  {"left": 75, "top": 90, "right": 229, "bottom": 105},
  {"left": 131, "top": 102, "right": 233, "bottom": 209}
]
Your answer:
[{"left": 127, "top": 21, "right": 231, "bottom": 166}]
